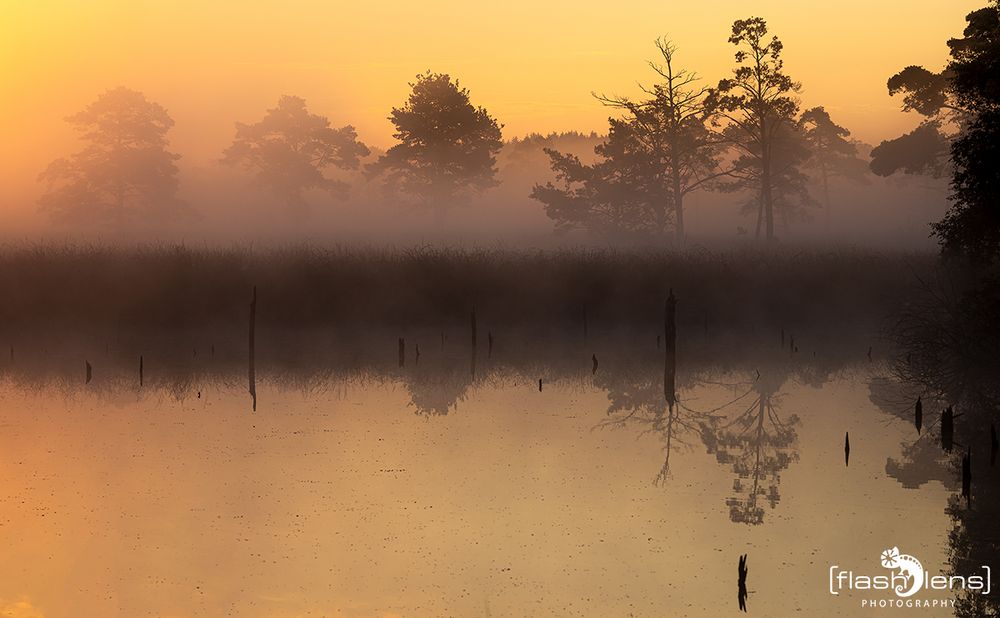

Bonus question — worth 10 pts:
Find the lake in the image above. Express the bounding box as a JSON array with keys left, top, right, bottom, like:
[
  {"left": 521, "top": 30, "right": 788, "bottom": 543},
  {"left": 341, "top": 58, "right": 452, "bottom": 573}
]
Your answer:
[{"left": 0, "top": 326, "right": 979, "bottom": 617}]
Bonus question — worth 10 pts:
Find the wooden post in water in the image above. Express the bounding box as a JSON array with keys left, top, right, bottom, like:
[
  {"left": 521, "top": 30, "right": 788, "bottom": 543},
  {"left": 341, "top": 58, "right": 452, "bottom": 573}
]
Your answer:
[
  {"left": 915, "top": 396, "right": 923, "bottom": 435},
  {"left": 139, "top": 355, "right": 144, "bottom": 387},
  {"left": 664, "top": 290, "right": 677, "bottom": 411},
  {"left": 398, "top": 338, "right": 405, "bottom": 367},
  {"left": 844, "top": 432, "right": 851, "bottom": 467},
  {"left": 85, "top": 361, "right": 92, "bottom": 384},
  {"left": 249, "top": 286, "right": 257, "bottom": 412}
]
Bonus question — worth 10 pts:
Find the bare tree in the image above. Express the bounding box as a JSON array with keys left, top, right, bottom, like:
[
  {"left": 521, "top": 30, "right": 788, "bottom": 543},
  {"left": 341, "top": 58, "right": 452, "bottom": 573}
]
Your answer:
[
  {"left": 594, "top": 38, "right": 724, "bottom": 242},
  {"left": 532, "top": 39, "right": 722, "bottom": 244}
]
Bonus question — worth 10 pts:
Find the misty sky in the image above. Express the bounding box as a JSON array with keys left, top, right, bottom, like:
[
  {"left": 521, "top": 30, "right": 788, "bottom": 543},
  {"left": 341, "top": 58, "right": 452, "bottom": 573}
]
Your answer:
[{"left": 0, "top": 0, "right": 981, "bottom": 223}]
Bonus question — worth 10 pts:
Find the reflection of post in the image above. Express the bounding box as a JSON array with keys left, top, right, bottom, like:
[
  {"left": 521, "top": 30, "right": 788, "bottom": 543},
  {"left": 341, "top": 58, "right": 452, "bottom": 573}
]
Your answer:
[
  {"left": 737, "top": 554, "right": 749, "bottom": 612},
  {"left": 664, "top": 290, "right": 677, "bottom": 410},
  {"left": 941, "top": 406, "right": 954, "bottom": 452},
  {"left": 470, "top": 307, "right": 477, "bottom": 349},
  {"left": 249, "top": 285, "right": 257, "bottom": 412}
]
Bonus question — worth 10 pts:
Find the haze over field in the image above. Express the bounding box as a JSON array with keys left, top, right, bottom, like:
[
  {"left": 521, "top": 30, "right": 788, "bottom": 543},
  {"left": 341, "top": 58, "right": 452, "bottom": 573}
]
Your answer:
[{"left": 0, "top": 1, "right": 985, "bottom": 247}]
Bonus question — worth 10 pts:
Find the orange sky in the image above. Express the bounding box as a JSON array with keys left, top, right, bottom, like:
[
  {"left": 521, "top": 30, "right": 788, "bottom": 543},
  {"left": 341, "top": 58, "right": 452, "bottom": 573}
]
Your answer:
[{"left": 0, "top": 0, "right": 984, "bottom": 212}]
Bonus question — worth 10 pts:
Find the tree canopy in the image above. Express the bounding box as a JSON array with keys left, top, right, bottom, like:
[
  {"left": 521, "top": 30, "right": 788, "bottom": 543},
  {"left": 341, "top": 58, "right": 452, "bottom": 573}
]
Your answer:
[
  {"left": 367, "top": 72, "right": 503, "bottom": 209},
  {"left": 878, "top": 1, "right": 1000, "bottom": 259},
  {"left": 38, "top": 87, "right": 184, "bottom": 226},
  {"left": 222, "top": 95, "right": 369, "bottom": 208},
  {"left": 935, "top": 3, "right": 1000, "bottom": 260}
]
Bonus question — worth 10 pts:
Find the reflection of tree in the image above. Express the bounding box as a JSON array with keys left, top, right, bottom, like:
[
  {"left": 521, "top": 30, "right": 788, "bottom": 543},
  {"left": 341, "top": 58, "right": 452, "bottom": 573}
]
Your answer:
[
  {"left": 595, "top": 365, "right": 708, "bottom": 484},
  {"left": 947, "top": 463, "right": 1000, "bottom": 617},
  {"left": 404, "top": 359, "right": 475, "bottom": 416},
  {"left": 702, "top": 373, "right": 800, "bottom": 525},
  {"left": 888, "top": 272, "right": 1000, "bottom": 614},
  {"left": 867, "top": 376, "right": 956, "bottom": 490}
]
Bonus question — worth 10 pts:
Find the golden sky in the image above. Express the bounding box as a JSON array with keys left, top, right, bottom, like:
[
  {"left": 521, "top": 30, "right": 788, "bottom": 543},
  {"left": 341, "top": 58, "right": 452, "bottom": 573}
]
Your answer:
[{"left": 0, "top": 0, "right": 984, "bottom": 207}]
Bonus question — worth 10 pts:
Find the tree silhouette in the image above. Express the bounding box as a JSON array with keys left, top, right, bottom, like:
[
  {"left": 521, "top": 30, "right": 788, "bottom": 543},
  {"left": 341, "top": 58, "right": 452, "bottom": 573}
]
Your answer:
[
  {"left": 722, "top": 119, "right": 815, "bottom": 237},
  {"left": 869, "top": 122, "right": 951, "bottom": 178},
  {"left": 708, "top": 17, "right": 801, "bottom": 243},
  {"left": 873, "top": 2, "right": 1000, "bottom": 260},
  {"left": 935, "top": 4, "right": 1000, "bottom": 260},
  {"left": 367, "top": 72, "right": 503, "bottom": 211},
  {"left": 532, "top": 39, "right": 721, "bottom": 244},
  {"left": 869, "top": 66, "right": 959, "bottom": 178},
  {"left": 38, "top": 87, "right": 184, "bottom": 226},
  {"left": 222, "top": 95, "right": 369, "bottom": 209},
  {"left": 799, "top": 107, "right": 870, "bottom": 228},
  {"left": 530, "top": 120, "right": 674, "bottom": 242}
]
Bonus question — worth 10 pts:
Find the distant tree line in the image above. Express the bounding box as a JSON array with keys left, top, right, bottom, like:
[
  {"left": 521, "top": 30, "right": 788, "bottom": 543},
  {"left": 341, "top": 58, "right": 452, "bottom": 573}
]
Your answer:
[{"left": 38, "top": 4, "right": 1000, "bottom": 261}]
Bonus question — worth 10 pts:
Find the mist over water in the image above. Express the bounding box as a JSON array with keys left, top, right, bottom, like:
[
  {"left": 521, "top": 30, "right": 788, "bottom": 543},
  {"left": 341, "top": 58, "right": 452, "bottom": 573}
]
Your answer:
[{"left": 2, "top": 1, "right": 999, "bottom": 616}]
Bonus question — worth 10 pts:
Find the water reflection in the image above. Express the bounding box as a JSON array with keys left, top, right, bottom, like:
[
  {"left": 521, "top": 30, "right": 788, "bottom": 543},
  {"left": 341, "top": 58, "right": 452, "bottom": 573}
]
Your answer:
[
  {"left": 702, "top": 371, "right": 800, "bottom": 525},
  {"left": 0, "top": 320, "right": 990, "bottom": 615},
  {"left": 886, "top": 273, "right": 1000, "bottom": 615}
]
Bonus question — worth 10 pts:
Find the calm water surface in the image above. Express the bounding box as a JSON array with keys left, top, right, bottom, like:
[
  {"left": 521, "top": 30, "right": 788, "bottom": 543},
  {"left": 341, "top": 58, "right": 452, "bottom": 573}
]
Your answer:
[{"left": 0, "top": 342, "right": 970, "bottom": 617}]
